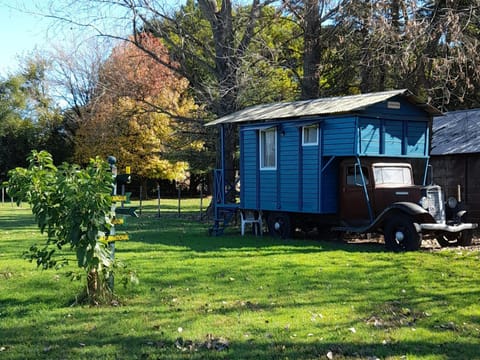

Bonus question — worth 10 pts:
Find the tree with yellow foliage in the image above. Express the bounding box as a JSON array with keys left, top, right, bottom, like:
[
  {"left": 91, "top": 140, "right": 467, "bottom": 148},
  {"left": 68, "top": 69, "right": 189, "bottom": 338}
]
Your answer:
[{"left": 74, "top": 33, "right": 204, "bottom": 182}]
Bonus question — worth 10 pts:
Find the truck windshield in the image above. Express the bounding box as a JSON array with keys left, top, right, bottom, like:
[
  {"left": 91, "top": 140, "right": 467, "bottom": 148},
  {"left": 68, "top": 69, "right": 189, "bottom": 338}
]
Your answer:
[{"left": 373, "top": 166, "right": 413, "bottom": 185}]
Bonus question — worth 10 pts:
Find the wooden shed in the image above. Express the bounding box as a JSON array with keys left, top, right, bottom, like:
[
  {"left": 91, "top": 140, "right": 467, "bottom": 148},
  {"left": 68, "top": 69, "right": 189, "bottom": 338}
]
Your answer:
[{"left": 431, "top": 109, "right": 480, "bottom": 222}]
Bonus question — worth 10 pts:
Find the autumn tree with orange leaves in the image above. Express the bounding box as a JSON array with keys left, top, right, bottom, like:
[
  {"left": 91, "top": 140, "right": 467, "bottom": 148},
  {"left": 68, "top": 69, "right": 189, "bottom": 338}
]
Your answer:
[{"left": 74, "top": 33, "right": 204, "bottom": 182}]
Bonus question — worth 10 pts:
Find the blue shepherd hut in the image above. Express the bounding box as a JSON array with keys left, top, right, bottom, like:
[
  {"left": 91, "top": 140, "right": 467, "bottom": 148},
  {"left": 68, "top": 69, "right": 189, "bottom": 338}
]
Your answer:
[{"left": 206, "top": 89, "right": 441, "bottom": 237}]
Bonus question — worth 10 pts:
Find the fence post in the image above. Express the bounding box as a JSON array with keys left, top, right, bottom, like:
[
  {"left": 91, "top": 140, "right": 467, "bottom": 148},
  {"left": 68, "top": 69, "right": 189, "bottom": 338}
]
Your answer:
[
  {"left": 139, "top": 185, "right": 143, "bottom": 216},
  {"left": 199, "top": 183, "right": 203, "bottom": 221},
  {"left": 157, "top": 184, "right": 161, "bottom": 218},
  {"left": 177, "top": 186, "right": 181, "bottom": 217}
]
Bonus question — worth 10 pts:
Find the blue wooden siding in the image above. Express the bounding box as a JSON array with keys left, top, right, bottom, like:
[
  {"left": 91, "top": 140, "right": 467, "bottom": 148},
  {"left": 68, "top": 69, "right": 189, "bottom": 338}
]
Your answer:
[
  {"left": 240, "top": 130, "right": 259, "bottom": 209},
  {"left": 301, "top": 145, "right": 319, "bottom": 212},
  {"left": 279, "top": 126, "right": 300, "bottom": 211},
  {"left": 259, "top": 171, "right": 278, "bottom": 210},
  {"left": 321, "top": 158, "right": 339, "bottom": 213},
  {"left": 362, "top": 95, "right": 428, "bottom": 120},
  {"left": 323, "top": 117, "right": 357, "bottom": 156}
]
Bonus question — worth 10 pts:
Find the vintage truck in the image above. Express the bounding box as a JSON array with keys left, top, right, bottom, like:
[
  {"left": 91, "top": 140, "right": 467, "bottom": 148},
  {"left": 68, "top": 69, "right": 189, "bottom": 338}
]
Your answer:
[{"left": 206, "top": 89, "right": 477, "bottom": 250}]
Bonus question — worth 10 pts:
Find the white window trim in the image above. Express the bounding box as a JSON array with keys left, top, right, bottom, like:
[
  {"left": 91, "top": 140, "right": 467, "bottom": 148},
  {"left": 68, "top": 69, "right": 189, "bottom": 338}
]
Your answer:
[
  {"left": 259, "top": 128, "right": 277, "bottom": 170},
  {"left": 302, "top": 125, "right": 319, "bottom": 146}
]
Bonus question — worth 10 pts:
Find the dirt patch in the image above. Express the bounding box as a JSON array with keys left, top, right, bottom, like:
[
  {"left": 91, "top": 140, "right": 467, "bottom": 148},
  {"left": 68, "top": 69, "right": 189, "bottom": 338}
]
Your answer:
[
  {"left": 366, "top": 300, "right": 428, "bottom": 329},
  {"left": 343, "top": 233, "right": 480, "bottom": 252}
]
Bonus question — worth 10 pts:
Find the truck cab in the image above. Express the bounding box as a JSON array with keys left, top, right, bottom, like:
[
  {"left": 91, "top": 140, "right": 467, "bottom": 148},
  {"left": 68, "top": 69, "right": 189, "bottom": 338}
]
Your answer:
[
  {"left": 338, "top": 159, "right": 476, "bottom": 250},
  {"left": 340, "top": 160, "right": 421, "bottom": 224}
]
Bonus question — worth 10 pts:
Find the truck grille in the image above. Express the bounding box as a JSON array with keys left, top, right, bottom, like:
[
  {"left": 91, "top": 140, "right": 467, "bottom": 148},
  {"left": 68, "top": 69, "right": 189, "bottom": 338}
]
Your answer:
[{"left": 423, "top": 185, "right": 445, "bottom": 224}]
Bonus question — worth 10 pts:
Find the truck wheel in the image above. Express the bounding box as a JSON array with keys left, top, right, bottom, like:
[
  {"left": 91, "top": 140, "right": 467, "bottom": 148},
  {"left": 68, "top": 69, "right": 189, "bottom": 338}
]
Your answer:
[
  {"left": 267, "top": 212, "right": 292, "bottom": 239},
  {"left": 384, "top": 214, "right": 421, "bottom": 251},
  {"left": 458, "top": 230, "right": 473, "bottom": 246},
  {"left": 437, "top": 230, "right": 473, "bottom": 247}
]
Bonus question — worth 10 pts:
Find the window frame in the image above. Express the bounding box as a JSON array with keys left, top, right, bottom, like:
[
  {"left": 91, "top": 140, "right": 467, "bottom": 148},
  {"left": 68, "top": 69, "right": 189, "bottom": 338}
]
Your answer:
[
  {"left": 259, "top": 127, "right": 277, "bottom": 170},
  {"left": 373, "top": 165, "right": 413, "bottom": 185},
  {"left": 346, "top": 165, "right": 370, "bottom": 186},
  {"left": 302, "top": 125, "right": 319, "bottom": 146}
]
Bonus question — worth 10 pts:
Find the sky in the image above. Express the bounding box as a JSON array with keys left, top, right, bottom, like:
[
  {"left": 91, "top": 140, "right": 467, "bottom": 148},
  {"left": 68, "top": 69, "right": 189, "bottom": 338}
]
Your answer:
[
  {"left": 0, "top": 0, "right": 131, "bottom": 77},
  {"left": 0, "top": 2, "right": 52, "bottom": 76},
  {"left": 0, "top": 0, "right": 184, "bottom": 77}
]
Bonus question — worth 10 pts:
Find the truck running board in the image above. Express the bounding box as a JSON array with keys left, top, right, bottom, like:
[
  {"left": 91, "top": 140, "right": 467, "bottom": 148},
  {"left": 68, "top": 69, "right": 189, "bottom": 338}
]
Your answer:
[{"left": 332, "top": 224, "right": 374, "bottom": 234}]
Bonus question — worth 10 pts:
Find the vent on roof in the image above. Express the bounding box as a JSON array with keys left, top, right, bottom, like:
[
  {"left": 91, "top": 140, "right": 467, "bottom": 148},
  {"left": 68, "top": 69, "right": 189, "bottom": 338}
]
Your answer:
[{"left": 387, "top": 101, "right": 401, "bottom": 109}]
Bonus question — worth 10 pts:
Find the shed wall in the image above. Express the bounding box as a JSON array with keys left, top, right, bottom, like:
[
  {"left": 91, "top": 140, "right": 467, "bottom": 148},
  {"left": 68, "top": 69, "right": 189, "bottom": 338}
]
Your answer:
[
  {"left": 430, "top": 154, "right": 480, "bottom": 223},
  {"left": 323, "top": 117, "right": 357, "bottom": 156}
]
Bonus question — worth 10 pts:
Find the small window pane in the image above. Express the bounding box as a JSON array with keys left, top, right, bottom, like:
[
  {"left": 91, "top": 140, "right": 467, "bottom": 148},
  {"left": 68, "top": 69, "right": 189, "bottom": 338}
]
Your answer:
[
  {"left": 303, "top": 125, "right": 318, "bottom": 145},
  {"left": 260, "top": 128, "right": 276, "bottom": 169},
  {"left": 346, "top": 165, "right": 369, "bottom": 186},
  {"left": 373, "top": 166, "right": 412, "bottom": 185}
]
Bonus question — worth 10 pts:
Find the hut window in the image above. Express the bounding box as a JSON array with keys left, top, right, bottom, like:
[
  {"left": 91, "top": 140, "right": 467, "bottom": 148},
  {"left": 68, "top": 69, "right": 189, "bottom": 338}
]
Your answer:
[
  {"left": 260, "top": 128, "right": 277, "bottom": 170},
  {"left": 302, "top": 125, "right": 318, "bottom": 146}
]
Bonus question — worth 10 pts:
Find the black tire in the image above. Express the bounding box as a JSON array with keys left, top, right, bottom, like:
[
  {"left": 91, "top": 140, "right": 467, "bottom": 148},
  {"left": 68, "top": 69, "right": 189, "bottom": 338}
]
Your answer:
[
  {"left": 437, "top": 230, "right": 473, "bottom": 247},
  {"left": 267, "top": 212, "right": 292, "bottom": 239},
  {"left": 458, "top": 230, "right": 473, "bottom": 246},
  {"left": 384, "top": 213, "right": 421, "bottom": 251}
]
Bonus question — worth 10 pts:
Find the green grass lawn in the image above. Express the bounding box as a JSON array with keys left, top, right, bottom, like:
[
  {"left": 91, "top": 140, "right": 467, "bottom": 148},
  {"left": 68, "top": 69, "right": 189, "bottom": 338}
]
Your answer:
[{"left": 1, "top": 199, "right": 479, "bottom": 359}]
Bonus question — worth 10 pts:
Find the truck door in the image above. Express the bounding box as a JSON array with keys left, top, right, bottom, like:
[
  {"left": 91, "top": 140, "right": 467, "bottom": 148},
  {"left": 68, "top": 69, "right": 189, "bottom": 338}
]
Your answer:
[{"left": 339, "top": 163, "right": 374, "bottom": 225}]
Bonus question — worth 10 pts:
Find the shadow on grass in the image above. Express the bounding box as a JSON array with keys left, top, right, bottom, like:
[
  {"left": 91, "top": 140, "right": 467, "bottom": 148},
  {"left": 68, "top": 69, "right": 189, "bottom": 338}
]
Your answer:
[
  {"left": 129, "top": 214, "right": 386, "bottom": 254},
  {"left": 1, "top": 326, "right": 479, "bottom": 359},
  {"left": 0, "top": 213, "right": 36, "bottom": 231}
]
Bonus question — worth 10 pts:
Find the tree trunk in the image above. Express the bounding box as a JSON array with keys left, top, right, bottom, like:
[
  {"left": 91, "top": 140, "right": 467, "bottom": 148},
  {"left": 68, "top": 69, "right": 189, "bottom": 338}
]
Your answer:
[
  {"left": 199, "top": 0, "right": 259, "bottom": 199},
  {"left": 301, "top": 0, "right": 322, "bottom": 100},
  {"left": 86, "top": 268, "right": 101, "bottom": 305}
]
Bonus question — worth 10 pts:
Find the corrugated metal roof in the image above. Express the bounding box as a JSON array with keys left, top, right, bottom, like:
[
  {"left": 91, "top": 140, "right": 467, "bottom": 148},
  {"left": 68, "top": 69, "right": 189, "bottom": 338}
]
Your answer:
[
  {"left": 205, "top": 89, "right": 441, "bottom": 126},
  {"left": 431, "top": 108, "right": 480, "bottom": 155}
]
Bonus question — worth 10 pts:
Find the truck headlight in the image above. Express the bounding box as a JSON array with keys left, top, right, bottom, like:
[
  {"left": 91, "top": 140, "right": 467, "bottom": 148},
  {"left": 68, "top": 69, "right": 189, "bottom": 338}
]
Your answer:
[
  {"left": 447, "top": 196, "right": 458, "bottom": 209},
  {"left": 419, "top": 196, "right": 429, "bottom": 209}
]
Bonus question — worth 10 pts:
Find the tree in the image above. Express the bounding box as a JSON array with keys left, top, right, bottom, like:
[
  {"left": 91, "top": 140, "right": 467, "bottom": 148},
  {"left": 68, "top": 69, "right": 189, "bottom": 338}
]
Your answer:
[
  {"left": 36, "top": 0, "right": 480, "bottom": 190},
  {"left": 6, "top": 150, "right": 125, "bottom": 305},
  {"left": 335, "top": 0, "right": 480, "bottom": 109},
  {"left": 279, "top": 0, "right": 352, "bottom": 99},
  {"left": 45, "top": 38, "right": 114, "bottom": 148},
  {"left": 74, "top": 33, "right": 203, "bottom": 183},
  {"left": 41, "top": 0, "right": 295, "bottom": 196},
  {"left": 0, "top": 59, "right": 69, "bottom": 181},
  {"left": 413, "top": 0, "right": 480, "bottom": 109},
  {"left": 150, "top": 0, "right": 281, "bottom": 187},
  {"left": 0, "top": 74, "right": 36, "bottom": 178}
]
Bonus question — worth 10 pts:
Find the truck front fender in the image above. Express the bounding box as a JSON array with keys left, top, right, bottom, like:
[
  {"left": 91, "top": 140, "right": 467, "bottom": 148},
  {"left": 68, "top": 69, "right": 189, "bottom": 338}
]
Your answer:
[
  {"left": 333, "top": 202, "right": 435, "bottom": 234},
  {"left": 378, "top": 202, "right": 436, "bottom": 224},
  {"left": 387, "top": 202, "right": 429, "bottom": 216}
]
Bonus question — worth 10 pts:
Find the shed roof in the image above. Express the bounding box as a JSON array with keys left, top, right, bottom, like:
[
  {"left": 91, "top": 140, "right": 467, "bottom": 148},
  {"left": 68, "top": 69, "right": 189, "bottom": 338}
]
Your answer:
[
  {"left": 431, "top": 108, "right": 480, "bottom": 155},
  {"left": 205, "top": 89, "right": 441, "bottom": 126}
]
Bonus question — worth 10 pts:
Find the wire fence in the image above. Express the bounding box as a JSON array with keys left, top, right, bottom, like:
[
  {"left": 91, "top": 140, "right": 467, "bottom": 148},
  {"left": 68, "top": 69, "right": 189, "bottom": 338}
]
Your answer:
[
  {"left": 1, "top": 186, "right": 15, "bottom": 206},
  {"left": 1, "top": 185, "right": 211, "bottom": 221}
]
